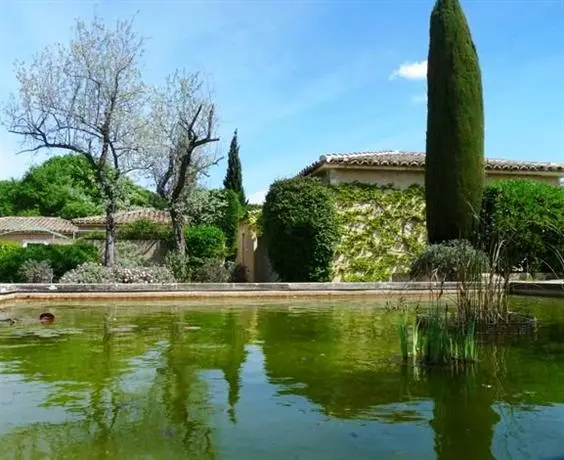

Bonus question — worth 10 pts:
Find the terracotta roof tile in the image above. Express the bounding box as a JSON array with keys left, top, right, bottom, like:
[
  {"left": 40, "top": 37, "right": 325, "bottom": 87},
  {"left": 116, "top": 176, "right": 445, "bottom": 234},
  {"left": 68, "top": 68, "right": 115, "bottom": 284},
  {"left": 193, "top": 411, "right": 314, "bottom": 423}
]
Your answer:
[
  {"left": 73, "top": 208, "right": 170, "bottom": 226},
  {"left": 0, "top": 217, "right": 78, "bottom": 235},
  {"left": 299, "top": 150, "right": 564, "bottom": 177}
]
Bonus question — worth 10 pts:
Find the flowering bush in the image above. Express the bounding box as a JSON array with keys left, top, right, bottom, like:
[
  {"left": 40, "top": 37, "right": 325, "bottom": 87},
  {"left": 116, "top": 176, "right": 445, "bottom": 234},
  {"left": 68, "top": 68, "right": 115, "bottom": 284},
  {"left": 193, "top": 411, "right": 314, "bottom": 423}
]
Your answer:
[
  {"left": 59, "top": 263, "right": 113, "bottom": 283},
  {"left": 113, "top": 265, "right": 175, "bottom": 284},
  {"left": 60, "top": 262, "right": 175, "bottom": 284}
]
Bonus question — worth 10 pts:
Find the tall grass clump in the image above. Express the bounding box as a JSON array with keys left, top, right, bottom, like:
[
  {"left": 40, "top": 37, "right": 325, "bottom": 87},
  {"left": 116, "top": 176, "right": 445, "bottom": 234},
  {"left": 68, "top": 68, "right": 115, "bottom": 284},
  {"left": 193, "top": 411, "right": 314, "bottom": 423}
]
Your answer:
[{"left": 399, "top": 304, "right": 478, "bottom": 366}]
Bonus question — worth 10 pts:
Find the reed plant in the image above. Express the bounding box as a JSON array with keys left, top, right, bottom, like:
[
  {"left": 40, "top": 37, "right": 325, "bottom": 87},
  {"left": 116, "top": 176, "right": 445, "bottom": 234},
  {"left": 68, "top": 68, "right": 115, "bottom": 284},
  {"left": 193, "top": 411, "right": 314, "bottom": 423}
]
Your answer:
[{"left": 398, "top": 304, "right": 478, "bottom": 366}]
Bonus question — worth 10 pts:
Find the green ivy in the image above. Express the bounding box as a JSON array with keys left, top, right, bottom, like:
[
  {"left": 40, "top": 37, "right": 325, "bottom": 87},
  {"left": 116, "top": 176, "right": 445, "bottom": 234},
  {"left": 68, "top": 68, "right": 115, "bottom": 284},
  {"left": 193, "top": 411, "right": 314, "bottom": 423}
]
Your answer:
[{"left": 329, "top": 183, "right": 427, "bottom": 281}]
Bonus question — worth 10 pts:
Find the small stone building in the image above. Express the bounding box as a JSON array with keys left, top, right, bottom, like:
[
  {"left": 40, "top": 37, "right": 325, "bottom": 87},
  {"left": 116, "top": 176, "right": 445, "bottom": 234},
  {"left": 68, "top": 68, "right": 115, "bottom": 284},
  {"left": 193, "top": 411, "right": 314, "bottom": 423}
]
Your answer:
[
  {"left": 0, "top": 217, "right": 78, "bottom": 246},
  {"left": 299, "top": 151, "right": 563, "bottom": 187},
  {"left": 242, "top": 151, "right": 563, "bottom": 282}
]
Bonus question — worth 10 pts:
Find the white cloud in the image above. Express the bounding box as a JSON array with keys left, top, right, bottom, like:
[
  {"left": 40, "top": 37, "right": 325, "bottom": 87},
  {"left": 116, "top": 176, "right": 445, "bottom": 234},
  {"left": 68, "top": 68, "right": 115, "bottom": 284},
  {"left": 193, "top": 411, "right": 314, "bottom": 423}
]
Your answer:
[
  {"left": 411, "top": 93, "right": 427, "bottom": 104},
  {"left": 248, "top": 189, "right": 267, "bottom": 205},
  {"left": 390, "top": 60, "right": 427, "bottom": 81}
]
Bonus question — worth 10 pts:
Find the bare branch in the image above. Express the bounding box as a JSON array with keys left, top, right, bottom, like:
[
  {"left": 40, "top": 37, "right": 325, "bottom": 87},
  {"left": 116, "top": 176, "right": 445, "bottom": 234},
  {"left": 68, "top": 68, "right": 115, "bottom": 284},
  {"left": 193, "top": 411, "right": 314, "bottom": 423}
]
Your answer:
[
  {"left": 140, "top": 70, "right": 220, "bottom": 252},
  {"left": 3, "top": 15, "right": 147, "bottom": 267}
]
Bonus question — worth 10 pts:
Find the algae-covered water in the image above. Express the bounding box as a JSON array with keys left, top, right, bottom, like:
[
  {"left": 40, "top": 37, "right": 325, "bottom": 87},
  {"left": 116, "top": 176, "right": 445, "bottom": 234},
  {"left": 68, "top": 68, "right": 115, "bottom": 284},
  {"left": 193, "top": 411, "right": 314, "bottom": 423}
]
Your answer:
[{"left": 0, "top": 297, "right": 563, "bottom": 459}]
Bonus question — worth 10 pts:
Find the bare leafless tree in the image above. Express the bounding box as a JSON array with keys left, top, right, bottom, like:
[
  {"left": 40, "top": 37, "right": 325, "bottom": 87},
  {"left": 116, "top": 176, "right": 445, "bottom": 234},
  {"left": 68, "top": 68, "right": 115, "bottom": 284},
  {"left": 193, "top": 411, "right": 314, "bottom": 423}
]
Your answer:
[
  {"left": 3, "top": 17, "right": 147, "bottom": 266},
  {"left": 144, "top": 71, "right": 220, "bottom": 254}
]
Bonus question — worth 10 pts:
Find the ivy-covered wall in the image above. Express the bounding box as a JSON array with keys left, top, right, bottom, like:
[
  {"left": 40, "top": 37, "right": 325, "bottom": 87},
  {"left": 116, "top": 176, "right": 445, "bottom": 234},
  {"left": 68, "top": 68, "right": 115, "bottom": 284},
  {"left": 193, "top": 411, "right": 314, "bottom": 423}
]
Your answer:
[{"left": 330, "top": 183, "right": 427, "bottom": 281}]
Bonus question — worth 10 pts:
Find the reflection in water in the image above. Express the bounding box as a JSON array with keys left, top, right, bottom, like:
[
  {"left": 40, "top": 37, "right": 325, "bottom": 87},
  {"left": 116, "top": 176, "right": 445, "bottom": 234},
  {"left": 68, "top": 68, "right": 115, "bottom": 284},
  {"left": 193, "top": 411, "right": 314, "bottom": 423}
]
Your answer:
[
  {"left": 0, "top": 299, "right": 562, "bottom": 459},
  {"left": 429, "top": 368, "right": 499, "bottom": 460}
]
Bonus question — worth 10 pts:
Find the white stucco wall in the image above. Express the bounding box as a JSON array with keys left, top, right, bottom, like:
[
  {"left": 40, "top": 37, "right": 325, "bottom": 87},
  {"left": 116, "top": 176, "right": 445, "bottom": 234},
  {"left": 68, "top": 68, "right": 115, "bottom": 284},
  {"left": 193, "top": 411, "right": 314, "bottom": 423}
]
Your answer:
[{"left": 313, "top": 167, "right": 560, "bottom": 188}]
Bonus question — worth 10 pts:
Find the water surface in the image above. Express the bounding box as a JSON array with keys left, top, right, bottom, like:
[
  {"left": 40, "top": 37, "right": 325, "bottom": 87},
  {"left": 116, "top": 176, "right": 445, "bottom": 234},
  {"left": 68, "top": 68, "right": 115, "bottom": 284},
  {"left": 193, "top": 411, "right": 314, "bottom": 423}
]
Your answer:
[{"left": 0, "top": 297, "right": 563, "bottom": 459}]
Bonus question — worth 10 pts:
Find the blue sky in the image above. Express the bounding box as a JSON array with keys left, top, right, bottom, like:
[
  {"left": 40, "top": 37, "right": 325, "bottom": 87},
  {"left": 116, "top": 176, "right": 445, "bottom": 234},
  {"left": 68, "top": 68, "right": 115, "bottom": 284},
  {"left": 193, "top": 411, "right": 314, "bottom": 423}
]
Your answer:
[{"left": 0, "top": 0, "right": 563, "bottom": 203}]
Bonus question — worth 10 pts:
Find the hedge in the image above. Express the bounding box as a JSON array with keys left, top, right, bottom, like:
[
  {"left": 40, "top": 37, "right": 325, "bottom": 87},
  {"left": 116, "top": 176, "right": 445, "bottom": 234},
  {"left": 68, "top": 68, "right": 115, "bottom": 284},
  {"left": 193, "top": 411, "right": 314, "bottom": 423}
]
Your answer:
[
  {"left": 118, "top": 218, "right": 170, "bottom": 241},
  {"left": 263, "top": 177, "right": 339, "bottom": 282},
  {"left": 480, "top": 179, "right": 564, "bottom": 275},
  {"left": 185, "top": 225, "right": 226, "bottom": 260},
  {"left": 0, "top": 242, "right": 99, "bottom": 282}
]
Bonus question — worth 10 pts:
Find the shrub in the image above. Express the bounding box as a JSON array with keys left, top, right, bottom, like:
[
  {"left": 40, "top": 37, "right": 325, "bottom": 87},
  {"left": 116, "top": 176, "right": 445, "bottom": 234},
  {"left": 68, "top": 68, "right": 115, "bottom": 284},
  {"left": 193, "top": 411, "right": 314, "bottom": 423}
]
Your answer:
[
  {"left": 410, "top": 239, "right": 488, "bottom": 282},
  {"left": 112, "top": 265, "right": 175, "bottom": 284},
  {"left": 60, "top": 262, "right": 175, "bottom": 284},
  {"left": 0, "top": 243, "right": 99, "bottom": 282},
  {"left": 263, "top": 177, "right": 339, "bottom": 282},
  {"left": 59, "top": 262, "right": 112, "bottom": 283},
  {"left": 191, "top": 258, "right": 230, "bottom": 283},
  {"left": 184, "top": 188, "right": 241, "bottom": 257},
  {"left": 118, "top": 218, "right": 170, "bottom": 240},
  {"left": 185, "top": 225, "right": 226, "bottom": 260},
  {"left": 228, "top": 263, "right": 250, "bottom": 283},
  {"left": 0, "top": 241, "right": 20, "bottom": 255},
  {"left": 46, "top": 243, "right": 100, "bottom": 278},
  {"left": 79, "top": 231, "right": 105, "bottom": 241},
  {"left": 115, "top": 241, "right": 147, "bottom": 267},
  {"left": 164, "top": 251, "right": 191, "bottom": 282},
  {"left": 480, "top": 180, "right": 564, "bottom": 275},
  {"left": 20, "top": 260, "right": 54, "bottom": 283}
]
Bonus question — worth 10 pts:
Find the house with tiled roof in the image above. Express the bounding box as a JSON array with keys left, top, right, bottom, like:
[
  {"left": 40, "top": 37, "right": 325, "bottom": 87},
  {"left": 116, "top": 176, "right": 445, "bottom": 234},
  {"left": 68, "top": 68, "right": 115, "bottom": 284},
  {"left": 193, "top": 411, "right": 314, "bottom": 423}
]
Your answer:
[
  {"left": 299, "top": 151, "right": 564, "bottom": 188},
  {"left": 0, "top": 217, "right": 79, "bottom": 246},
  {"left": 73, "top": 208, "right": 169, "bottom": 232}
]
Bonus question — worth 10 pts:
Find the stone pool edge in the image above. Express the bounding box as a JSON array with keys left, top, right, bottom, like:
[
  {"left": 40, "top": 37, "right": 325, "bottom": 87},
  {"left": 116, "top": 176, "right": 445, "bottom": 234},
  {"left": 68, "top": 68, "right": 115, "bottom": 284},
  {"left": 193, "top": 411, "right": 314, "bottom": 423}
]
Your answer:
[
  {"left": 0, "top": 280, "right": 561, "bottom": 305},
  {"left": 0, "top": 282, "right": 456, "bottom": 304}
]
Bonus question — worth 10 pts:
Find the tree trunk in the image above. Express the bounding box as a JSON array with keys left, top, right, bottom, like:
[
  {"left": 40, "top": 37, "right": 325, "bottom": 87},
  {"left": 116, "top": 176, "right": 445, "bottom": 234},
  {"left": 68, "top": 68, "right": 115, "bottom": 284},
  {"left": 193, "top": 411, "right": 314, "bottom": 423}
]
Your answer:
[
  {"left": 104, "top": 199, "right": 117, "bottom": 267},
  {"left": 170, "top": 204, "right": 186, "bottom": 254}
]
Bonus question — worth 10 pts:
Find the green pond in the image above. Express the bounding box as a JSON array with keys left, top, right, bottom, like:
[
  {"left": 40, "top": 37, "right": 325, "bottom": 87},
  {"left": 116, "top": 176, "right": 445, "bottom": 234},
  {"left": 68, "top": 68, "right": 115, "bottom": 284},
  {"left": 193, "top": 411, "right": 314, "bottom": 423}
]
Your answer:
[{"left": 0, "top": 297, "right": 563, "bottom": 460}]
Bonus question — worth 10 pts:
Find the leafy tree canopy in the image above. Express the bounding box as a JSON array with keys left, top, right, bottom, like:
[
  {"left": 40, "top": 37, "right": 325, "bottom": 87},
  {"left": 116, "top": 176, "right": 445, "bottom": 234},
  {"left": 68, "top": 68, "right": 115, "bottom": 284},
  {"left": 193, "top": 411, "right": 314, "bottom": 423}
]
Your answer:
[{"left": 0, "top": 154, "right": 163, "bottom": 219}]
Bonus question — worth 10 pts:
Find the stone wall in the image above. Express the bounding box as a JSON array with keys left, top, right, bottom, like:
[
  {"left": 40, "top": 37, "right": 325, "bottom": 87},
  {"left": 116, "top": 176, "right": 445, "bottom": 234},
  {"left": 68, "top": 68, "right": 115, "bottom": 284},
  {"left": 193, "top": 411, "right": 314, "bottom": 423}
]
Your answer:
[
  {"left": 330, "top": 184, "right": 427, "bottom": 282},
  {"left": 313, "top": 167, "right": 560, "bottom": 188},
  {"left": 86, "top": 240, "right": 168, "bottom": 265}
]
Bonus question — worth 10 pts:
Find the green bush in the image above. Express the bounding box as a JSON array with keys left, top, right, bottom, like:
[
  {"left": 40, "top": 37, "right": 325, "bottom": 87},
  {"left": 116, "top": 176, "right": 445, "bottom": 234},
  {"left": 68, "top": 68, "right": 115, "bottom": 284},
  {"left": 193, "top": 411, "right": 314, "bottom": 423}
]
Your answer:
[
  {"left": 0, "top": 243, "right": 99, "bottom": 282},
  {"left": 118, "top": 218, "right": 170, "bottom": 240},
  {"left": 0, "top": 241, "right": 20, "bottom": 255},
  {"left": 185, "top": 225, "right": 226, "bottom": 260},
  {"left": 59, "top": 262, "right": 113, "bottom": 283},
  {"left": 480, "top": 180, "right": 564, "bottom": 275},
  {"left": 263, "top": 177, "right": 339, "bottom": 282},
  {"left": 20, "top": 260, "right": 54, "bottom": 283},
  {"left": 410, "top": 239, "right": 489, "bottom": 282},
  {"left": 191, "top": 258, "right": 230, "bottom": 283},
  {"left": 229, "top": 263, "right": 250, "bottom": 283},
  {"left": 115, "top": 241, "right": 147, "bottom": 267},
  {"left": 79, "top": 230, "right": 105, "bottom": 241},
  {"left": 164, "top": 252, "right": 191, "bottom": 282},
  {"left": 184, "top": 188, "right": 242, "bottom": 257}
]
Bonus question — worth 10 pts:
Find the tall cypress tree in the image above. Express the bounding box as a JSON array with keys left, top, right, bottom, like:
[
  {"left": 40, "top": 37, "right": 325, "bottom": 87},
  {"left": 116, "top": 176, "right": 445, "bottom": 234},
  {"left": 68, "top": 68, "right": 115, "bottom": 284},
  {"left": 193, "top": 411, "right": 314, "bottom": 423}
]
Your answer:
[
  {"left": 425, "top": 0, "right": 485, "bottom": 243},
  {"left": 223, "top": 129, "right": 246, "bottom": 206}
]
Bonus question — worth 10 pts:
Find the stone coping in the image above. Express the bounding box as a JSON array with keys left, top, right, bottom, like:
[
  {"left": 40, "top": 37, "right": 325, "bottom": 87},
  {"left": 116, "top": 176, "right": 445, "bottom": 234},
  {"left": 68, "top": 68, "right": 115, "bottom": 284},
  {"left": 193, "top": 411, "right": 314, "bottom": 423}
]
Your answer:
[
  {"left": 0, "top": 281, "right": 561, "bottom": 305},
  {"left": 509, "top": 280, "right": 564, "bottom": 298},
  {"left": 0, "top": 282, "right": 455, "bottom": 304}
]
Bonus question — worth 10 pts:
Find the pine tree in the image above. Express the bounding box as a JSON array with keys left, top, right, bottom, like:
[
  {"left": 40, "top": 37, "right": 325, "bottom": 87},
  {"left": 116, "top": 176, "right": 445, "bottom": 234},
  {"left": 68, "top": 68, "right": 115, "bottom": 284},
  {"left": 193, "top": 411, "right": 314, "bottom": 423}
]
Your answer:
[
  {"left": 425, "top": 0, "right": 485, "bottom": 243},
  {"left": 223, "top": 129, "right": 246, "bottom": 206}
]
